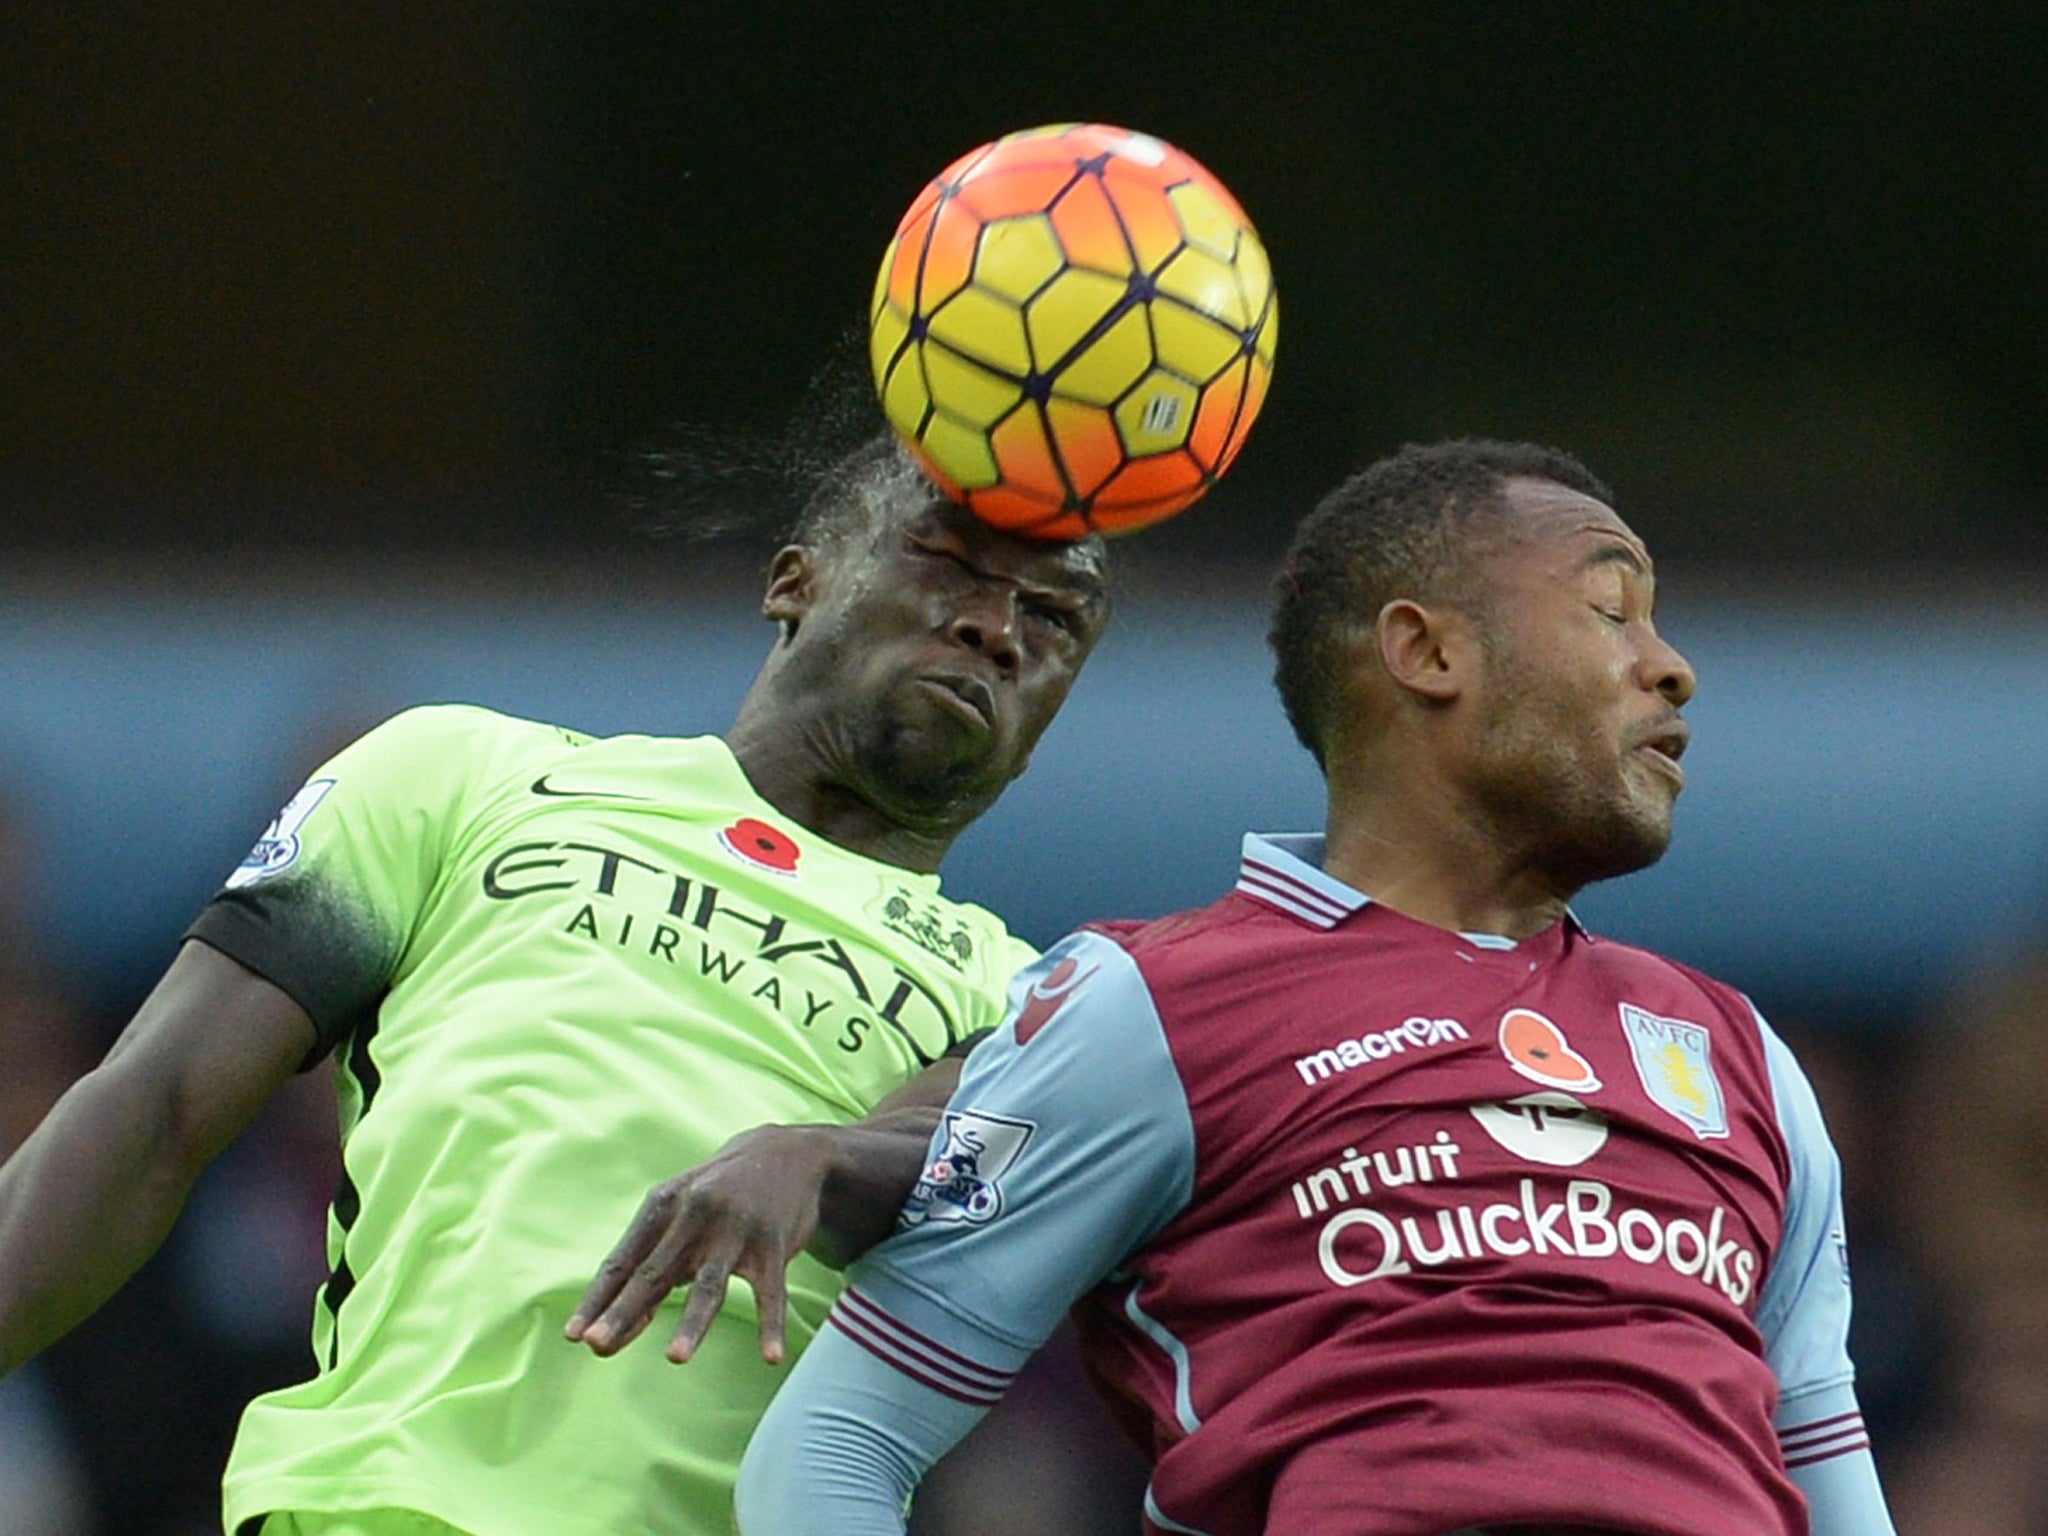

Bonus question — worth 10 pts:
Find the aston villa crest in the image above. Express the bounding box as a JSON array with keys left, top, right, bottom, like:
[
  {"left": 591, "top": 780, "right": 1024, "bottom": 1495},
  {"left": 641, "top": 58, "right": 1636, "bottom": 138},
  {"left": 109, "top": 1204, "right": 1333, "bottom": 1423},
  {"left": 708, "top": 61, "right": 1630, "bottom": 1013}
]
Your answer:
[{"left": 1619, "top": 1003, "right": 1729, "bottom": 1140}]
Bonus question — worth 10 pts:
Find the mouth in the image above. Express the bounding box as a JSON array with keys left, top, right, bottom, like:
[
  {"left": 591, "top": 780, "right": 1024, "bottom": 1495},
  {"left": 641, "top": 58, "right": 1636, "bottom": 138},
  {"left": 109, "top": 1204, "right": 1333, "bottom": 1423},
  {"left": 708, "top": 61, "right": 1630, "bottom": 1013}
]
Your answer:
[
  {"left": 1633, "top": 718, "right": 1690, "bottom": 785},
  {"left": 916, "top": 673, "right": 997, "bottom": 733}
]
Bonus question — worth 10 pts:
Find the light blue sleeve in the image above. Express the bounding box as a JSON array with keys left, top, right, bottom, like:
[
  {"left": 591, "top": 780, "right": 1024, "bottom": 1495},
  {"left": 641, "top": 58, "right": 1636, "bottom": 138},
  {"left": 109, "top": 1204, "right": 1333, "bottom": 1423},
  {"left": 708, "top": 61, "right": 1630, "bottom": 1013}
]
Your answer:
[
  {"left": 735, "top": 930, "right": 1197, "bottom": 1536},
  {"left": 1752, "top": 1011, "right": 1898, "bottom": 1536}
]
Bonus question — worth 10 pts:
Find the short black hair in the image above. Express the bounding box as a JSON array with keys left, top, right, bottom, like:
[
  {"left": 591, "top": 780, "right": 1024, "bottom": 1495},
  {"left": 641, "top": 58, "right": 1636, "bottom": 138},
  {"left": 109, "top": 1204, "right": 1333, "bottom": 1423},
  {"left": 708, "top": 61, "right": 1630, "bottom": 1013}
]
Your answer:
[
  {"left": 1269, "top": 438, "right": 1614, "bottom": 769},
  {"left": 789, "top": 432, "right": 944, "bottom": 549}
]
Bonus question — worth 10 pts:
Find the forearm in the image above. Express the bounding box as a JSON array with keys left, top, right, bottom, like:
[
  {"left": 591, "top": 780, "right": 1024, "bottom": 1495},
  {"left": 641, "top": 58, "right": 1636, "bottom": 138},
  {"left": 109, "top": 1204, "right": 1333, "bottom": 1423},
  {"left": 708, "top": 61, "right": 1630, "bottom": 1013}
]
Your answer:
[
  {"left": 811, "top": 1103, "right": 943, "bottom": 1268},
  {"left": 734, "top": 1319, "right": 985, "bottom": 1535},
  {"left": 569, "top": 1056, "right": 965, "bottom": 1356},
  {"left": 808, "top": 1054, "right": 961, "bottom": 1267},
  {"left": 0, "top": 1066, "right": 208, "bottom": 1374},
  {"left": 0, "top": 942, "right": 312, "bottom": 1376},
  {"left": 1780, "top": 1382, "right": 1897, "bottom": 1536}
]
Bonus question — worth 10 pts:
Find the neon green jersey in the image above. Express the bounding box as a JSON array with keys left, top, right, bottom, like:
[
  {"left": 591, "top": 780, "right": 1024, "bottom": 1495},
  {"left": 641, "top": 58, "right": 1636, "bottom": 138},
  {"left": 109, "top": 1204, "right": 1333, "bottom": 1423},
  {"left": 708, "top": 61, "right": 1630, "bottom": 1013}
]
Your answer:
[{"left": 188, "top": 705, "right": 1037, "bottom": 1536}]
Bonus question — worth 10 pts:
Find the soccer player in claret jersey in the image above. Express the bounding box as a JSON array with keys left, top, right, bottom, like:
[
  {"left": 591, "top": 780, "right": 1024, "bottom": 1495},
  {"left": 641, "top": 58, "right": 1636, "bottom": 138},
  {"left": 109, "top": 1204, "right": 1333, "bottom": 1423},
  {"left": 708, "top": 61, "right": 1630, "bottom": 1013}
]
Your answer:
[
  {"left": 734, "top": 440, "right": 1898, "bottom": 1536},
  {"left": 0, "top": 434, "right": 1110, "bottom": 1536}
]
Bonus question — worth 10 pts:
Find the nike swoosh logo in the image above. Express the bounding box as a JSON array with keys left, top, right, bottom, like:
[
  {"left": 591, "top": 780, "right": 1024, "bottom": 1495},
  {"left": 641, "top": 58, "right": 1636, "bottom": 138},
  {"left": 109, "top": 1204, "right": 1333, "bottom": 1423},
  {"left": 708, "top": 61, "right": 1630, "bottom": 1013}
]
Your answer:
[{"left": 530, "top": 775, "right": 651, "bottom": 801}]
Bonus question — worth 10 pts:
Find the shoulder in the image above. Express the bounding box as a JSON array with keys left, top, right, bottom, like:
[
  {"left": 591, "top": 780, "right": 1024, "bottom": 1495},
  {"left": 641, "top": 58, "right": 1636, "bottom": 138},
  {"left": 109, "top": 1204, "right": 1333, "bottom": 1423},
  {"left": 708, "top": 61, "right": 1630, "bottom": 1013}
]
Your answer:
[
  {"left": 1085, "top": 890, "right": 1265, "bottom": 961},
  {"left": 346, "top": 702, "right": 597, "bottom": 763},
  {"left": 1577, "top": 928, "right": 1764, "bottom": 1030},
  {"left": 1081, "top": 892, "right": 1315, "bottom": 1026}
]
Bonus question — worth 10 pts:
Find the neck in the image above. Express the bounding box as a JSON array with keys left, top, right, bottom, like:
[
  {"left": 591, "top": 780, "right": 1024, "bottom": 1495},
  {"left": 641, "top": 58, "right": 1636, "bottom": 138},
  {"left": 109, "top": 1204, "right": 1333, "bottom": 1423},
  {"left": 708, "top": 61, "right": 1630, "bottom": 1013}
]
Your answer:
[
  {"left": 724, "top": 701, "right": 956, "bottom": 876},
  {"left": 1319, "top": 771, "right": 1575, "bottom": 941}
]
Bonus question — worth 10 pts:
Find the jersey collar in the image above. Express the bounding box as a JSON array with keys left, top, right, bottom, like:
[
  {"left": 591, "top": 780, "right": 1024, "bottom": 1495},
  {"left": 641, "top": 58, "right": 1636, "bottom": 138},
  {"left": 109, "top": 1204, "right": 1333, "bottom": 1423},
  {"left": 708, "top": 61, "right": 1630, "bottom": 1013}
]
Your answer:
[
  {"left": 1235, "top": 832, "right": 1586, "bottom": 945},
  {"left": 1236, "top": 833, "right": 1366, "bottom": 929}
]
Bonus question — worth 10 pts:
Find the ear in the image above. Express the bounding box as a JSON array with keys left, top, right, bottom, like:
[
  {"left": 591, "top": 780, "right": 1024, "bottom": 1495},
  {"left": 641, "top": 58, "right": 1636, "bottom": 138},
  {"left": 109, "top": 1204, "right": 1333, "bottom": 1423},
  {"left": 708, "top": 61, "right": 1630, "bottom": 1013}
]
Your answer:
[
  {"left": 1376, "top": 599, "right": 1475, "bottom": 703},
  {"left": 761, "top": 545, "right": 817, "bottom": 629}
]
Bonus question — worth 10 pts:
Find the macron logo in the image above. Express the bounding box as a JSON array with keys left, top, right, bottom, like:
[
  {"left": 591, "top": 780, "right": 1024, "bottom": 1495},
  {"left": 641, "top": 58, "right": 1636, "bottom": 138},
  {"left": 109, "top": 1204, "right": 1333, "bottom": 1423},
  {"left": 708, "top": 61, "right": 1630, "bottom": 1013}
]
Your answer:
[{"left": 1296, "top": 1016, "right": 1470, "bottom": 1086}]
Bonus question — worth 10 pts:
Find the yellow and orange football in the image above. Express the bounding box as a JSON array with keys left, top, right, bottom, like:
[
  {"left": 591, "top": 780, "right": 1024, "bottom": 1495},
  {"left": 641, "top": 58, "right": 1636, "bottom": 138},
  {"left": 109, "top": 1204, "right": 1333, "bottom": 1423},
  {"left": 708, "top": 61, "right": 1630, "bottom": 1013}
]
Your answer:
[{"left": 869, "top": 123, "right": 1277, "bottom": 539}]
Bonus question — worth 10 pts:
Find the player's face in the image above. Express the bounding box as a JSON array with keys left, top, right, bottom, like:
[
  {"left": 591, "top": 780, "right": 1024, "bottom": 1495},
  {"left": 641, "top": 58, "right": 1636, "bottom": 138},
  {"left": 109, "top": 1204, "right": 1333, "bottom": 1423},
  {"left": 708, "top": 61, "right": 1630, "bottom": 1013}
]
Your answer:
[
  {"left": 1460, "top": 478, "right": 1697, "bottom": 888},
  {"left": 795, "top": 498, "right": 1110, "bottom": 827}
]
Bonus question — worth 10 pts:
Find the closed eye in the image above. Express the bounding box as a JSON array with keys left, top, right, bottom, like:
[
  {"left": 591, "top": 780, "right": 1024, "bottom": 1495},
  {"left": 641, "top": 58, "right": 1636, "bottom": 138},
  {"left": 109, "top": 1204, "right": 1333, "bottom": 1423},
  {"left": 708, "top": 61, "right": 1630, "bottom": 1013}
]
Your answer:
[{"left": 1025, "top": 600, "right": 1082, "bottom": 634}]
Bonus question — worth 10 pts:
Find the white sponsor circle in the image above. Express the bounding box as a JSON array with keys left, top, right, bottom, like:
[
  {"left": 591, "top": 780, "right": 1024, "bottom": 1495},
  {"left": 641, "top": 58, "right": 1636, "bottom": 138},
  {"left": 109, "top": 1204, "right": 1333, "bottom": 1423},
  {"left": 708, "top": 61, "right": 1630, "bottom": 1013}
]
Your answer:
[{"left": 1468, "top": 1092, "right": 1610, "bottom": 1167}]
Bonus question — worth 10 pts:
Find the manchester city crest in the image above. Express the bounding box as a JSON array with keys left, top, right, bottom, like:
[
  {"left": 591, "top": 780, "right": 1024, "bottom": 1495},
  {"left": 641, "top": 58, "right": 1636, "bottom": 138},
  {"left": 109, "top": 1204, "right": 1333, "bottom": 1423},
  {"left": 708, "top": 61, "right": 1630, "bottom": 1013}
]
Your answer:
[
  {"left": 1619, "top": 1003, "right": 1729, "bottom": 1140},
  {"left": 876, "top": 888, "right": 976, "bottom": 971}
]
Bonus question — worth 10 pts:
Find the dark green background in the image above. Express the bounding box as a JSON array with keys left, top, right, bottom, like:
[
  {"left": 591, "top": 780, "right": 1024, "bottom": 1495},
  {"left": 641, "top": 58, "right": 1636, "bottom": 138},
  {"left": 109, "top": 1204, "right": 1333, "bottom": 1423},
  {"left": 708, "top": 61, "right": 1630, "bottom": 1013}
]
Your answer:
[{"left": 9, "top": 7, "right": 2045, "bottom": 569}]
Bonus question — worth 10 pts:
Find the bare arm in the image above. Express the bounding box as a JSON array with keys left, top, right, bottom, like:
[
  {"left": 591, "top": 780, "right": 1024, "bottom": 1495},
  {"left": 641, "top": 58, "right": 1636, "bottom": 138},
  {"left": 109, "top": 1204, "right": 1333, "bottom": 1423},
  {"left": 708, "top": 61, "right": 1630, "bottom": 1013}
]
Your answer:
[
  {"left": 565, "top": 1054, "right": 964, "bottom": 1364},
  {"left": 0, "top": 939, "right": 317, "bottom": 1375}
]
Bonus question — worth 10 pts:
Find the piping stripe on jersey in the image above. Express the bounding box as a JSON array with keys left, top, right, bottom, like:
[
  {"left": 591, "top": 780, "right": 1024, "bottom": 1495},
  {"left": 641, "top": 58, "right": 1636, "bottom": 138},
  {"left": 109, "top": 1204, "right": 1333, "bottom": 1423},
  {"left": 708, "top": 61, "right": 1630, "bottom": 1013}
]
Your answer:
[
  {"left": 1234, "top": 834, "right": 1367, "bottom": 929},
  {"left": 1457, "top": 929, "right": 1521, "bottom": 951},
  {"left": 1235, "top": 860, "right": 1355, "bottom": 928},
  {"left": 1144, "top": 1485, "right": 1218, "bottom": 1536},
  {"left": 319, "top": 1000, "right": 386, "bottom": 1368},
  {"left": 1122, "top": 1282, "right": 1202, "bottom": 1433},
  {"left": 827, "top": 1287, "right": 1015, "bottom": 1407},
  {"left": 1779, "top": 1409, "right": 1872, "bottom": 1468}
]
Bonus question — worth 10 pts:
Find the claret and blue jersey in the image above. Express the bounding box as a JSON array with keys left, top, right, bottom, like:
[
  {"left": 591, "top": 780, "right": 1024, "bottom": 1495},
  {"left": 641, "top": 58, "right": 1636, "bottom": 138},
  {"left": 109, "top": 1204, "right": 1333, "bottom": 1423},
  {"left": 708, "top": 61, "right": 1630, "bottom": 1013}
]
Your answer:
[{"left": 738, "top": 833, "right": 1898, "bottom": 1536}]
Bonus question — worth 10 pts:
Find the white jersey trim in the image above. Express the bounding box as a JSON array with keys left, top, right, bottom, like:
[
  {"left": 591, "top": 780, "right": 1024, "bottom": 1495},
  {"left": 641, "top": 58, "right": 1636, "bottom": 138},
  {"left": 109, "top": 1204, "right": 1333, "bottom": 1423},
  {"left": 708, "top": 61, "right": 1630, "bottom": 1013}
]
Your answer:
[
  {"left": 1234, "top": 833, "right": 1583, "bottom": 946},
  {"left": 1122, "top": 1282, "right": 1202, "bottom": 1433},
  {"left": 1144, "top": 1485, "right": 1218, "bottom": 1536},
  {"left": 1235, "top": 833, "right": 1366, "bottom": 929}
]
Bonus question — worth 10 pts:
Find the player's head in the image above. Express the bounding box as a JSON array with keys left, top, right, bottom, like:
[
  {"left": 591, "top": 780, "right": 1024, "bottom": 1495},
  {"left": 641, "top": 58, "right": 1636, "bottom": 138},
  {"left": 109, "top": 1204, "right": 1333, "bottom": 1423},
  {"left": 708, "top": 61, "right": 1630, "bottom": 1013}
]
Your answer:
[
  {"left": 1271, "top": 437, "right": 1696, "bottom": 885},
  {"left": 748, "top": 433, "right": 1111, "bottom": 849}
]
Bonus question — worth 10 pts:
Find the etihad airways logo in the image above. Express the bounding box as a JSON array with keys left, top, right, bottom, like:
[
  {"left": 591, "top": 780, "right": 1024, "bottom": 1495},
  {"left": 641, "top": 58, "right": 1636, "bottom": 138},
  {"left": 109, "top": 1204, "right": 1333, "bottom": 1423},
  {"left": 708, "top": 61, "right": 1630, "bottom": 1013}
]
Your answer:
[{"left": 480, "top": 838, "right": 962, "bottom": 1060}]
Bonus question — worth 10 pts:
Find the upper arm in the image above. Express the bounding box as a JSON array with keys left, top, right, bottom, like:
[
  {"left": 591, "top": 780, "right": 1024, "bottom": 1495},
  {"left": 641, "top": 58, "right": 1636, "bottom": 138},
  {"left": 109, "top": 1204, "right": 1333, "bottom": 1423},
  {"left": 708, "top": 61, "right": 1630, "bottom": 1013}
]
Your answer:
[
  {"left": 732, "top": 932, "right": 1195, "bottom": 1534},
  {"left": 736, "top": 1321, "right": 987, "bottom": 1536},
  {"left": 1752, "top": 1014, "right": 1899, "bottom": 1535},
  {"left": 185, "top": 704, "right": 494, "bottom": 1054},
  {"left": 848, "top": 931, "right": 1195, "bottom": 1370},
  {"left": 97, "top": 939, "right": 318, "bottom": 1171},
  {"left": 1753, "top": 1018, "right": 1855, "bottom": 1402},
  {"left": 0, "top": 938, "right": 316, "bottom": 1376}
]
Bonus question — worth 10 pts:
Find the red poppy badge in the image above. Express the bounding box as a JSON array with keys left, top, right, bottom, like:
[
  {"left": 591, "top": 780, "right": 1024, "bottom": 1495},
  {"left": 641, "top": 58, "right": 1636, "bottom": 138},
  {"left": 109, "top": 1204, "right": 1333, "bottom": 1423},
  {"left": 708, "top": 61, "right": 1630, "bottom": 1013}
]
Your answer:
[{"left": 718, "top": 816, "right": 802, "bottom": 875}]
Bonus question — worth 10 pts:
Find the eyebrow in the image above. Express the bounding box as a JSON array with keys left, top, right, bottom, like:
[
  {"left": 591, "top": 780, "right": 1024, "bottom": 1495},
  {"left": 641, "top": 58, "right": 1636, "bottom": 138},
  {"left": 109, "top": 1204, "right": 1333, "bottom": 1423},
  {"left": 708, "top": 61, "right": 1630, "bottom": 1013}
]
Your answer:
[
  {"left": 933, "top": 531, "right": 1108, "bottom": 608},
  {"left": 1578, "top": 540, "right": 1651, "bottom": 579},
  {"left": 1050, "top": 567, "right": 1110, "bottom": 606}
]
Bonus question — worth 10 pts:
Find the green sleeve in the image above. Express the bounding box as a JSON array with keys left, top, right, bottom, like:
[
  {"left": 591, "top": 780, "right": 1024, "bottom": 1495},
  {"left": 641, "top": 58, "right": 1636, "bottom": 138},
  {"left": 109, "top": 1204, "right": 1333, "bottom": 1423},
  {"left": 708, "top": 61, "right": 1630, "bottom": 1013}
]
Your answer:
[{"left": 186, "top": 704, "right": 527, "bottom": 1055}]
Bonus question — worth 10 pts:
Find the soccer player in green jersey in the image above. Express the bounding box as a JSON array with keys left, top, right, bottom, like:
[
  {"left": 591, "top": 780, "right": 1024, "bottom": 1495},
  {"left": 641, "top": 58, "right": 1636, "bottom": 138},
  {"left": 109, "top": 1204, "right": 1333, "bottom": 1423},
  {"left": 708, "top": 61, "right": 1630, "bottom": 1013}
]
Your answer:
[{"left": 0, "top": 434, "right": 1111, "bottom": 1536}]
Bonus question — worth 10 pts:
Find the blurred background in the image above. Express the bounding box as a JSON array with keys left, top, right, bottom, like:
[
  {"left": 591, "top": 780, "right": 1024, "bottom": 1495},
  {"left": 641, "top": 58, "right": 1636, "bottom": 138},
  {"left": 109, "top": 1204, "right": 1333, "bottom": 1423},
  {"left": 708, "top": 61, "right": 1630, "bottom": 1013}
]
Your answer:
[{"left": 4, "top": 7, "right": 2047, "bottom": 1533}]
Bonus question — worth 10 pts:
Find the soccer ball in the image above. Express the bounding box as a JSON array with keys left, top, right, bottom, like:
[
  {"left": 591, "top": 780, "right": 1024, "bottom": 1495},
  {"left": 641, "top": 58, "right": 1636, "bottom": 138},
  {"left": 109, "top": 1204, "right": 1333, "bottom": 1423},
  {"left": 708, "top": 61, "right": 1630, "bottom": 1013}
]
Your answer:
[{"left": 869, "top": 123, "right": 1277, "bottom": 539}]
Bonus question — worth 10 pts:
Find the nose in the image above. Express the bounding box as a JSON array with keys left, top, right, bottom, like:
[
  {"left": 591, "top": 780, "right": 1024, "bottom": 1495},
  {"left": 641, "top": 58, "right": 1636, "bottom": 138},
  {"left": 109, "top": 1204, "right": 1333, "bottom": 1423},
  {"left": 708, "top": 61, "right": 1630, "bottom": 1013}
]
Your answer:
[
  {"left": 1640, "top": 629, "right": 1697, "bottom": 707},
  {"left": 948, "top": 590, "right": 1021, "bottom": 672}
]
